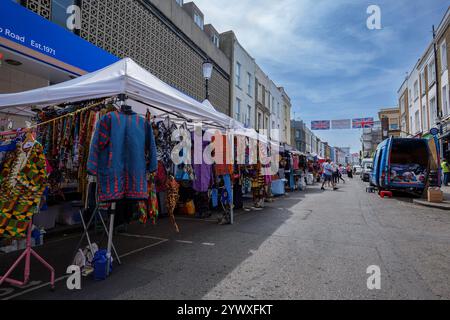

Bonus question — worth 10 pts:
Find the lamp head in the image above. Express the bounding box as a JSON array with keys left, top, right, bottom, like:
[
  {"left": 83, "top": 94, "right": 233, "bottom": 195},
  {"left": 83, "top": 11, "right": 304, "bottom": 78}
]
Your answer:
[{"left": 202, "top": 60, "right": 213, "bottom": 80}]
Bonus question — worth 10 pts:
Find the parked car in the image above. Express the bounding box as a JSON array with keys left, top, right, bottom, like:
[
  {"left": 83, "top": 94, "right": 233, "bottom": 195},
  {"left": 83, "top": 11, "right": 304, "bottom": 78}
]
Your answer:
[
  {"left": 353, "top": 165, "right": 362, "bottom": 175},
  {"left": 371, "top": 137, "right": 440, "bottom": 194},
  {"left": 362, "top": 162, "right": 373, "bottom": 182}
]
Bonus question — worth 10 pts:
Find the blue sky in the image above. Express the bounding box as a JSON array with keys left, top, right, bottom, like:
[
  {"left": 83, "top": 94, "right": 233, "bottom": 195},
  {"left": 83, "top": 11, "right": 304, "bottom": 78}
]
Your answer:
[{"left": 194, "top": 0, "right": 449, "bottom": 152}]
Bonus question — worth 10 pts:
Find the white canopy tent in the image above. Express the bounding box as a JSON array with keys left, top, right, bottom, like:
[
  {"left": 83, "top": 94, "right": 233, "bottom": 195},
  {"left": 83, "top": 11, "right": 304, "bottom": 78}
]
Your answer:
[
  {"left": 201, "top": 100, "right": 277, "bottom": 148},
  {"left": 0, "top": 58, "right": 232, "bottom": 128}
]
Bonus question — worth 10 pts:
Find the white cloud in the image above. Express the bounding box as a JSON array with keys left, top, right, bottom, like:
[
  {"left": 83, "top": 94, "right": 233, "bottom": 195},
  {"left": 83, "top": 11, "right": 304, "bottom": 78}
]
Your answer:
[{"left": 194, "top": 0, "right": 382, "bottom": 77}]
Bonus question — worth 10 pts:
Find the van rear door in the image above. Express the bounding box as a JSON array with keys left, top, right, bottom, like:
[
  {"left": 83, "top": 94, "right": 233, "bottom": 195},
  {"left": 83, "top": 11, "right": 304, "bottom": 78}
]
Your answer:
[
  {"left": 381, "top": 137, "right": 393, "bottom": 186},
  {"left": 427, "top": 136, "right": 440, "bottom": 187}
]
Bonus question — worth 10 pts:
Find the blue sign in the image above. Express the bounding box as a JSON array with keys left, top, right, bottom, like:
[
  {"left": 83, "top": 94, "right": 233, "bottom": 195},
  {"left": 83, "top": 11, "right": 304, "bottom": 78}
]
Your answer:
[
  {"left": 430, "top": 127, "right": 439, "bottom": 136},
  {"left": 0, "top": 1, "right": 119, "bottom": 74}
]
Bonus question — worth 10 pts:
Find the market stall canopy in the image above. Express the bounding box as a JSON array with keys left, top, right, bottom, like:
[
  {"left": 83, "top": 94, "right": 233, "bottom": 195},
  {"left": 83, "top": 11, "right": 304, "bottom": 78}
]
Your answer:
[
  {"left": 0, "top": 58, "right": 232, "bottom": 128},
  {"left": 202, "top": 100, "right": 274, "bottom": 147},
  {"left": 291, "top": 150, "right": 306, "bottom": 156}
]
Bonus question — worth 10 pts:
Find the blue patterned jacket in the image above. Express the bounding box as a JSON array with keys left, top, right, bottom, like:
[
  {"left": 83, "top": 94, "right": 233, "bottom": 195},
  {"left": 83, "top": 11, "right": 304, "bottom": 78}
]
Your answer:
[{"left": 87, "top": 111, "right": 157, "bottom": 202}]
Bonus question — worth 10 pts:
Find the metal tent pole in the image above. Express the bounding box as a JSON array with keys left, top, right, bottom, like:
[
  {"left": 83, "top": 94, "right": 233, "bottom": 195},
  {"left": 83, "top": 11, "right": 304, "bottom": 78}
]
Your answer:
[
  {"left": 106, "top": 202, "right": 116, "bottom": 275},
  {"left": 230, "top": 135, "right": 234, "bottom": 225}
]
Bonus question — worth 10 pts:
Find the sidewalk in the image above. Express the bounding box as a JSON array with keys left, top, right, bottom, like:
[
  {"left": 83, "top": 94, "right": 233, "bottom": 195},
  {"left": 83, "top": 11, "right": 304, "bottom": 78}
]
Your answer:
[{"left": 413, "top": 186, "right": 450, "bottom": 210}]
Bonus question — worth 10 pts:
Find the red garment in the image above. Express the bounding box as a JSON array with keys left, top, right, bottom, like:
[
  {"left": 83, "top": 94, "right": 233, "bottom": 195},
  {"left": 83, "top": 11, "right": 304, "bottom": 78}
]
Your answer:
[
  {"left": 293, "top": 155, "right": 299, "bottom": 170},
  {"left": 155, "top": 161, "right": 167, "bottom": 192},
  {"left": 212, "top": 135, "right": 233, "bottom": 176}
]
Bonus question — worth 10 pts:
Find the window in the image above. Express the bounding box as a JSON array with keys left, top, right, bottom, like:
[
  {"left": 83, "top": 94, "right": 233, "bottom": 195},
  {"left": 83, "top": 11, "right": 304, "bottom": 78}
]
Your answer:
[
  {"left": 414, "top": 81, "right": 418, "bottom": 100},
  {"left": 415, "top": 111, "right": 420, "bottom": 133},
  {"left": 389, "top": 118, "right": 399, "bottom": 130},
  {"left": 257, "top": 84, "right": 263, "bottom": 103},
  {"left": 428, "top": 60, "right": 435, "bottom": 86},
  {"left": 246, "top": 105, "right": 251, "bottom": 127},
  {"left": 441, "top": 41, "right": 448, "bottom": 72},
  {"left": 175, "top": 0, "right": 184, "bottom": 6},
  {"left": 212, "top": 35, "right": 219, "bottom": 48},
  {"left": 194, "top": 12, "right": 203, "bottom": 30},
  {"left": 51, "top": 0, "right": 77, "bottom": 30},
  {"left": 296, "top": 130, "right": 301, "bottom": 138},
  {"left": 443, "top": 85, "right": 449, "bottom": 117},
  {"left": 235, "top": 62, "right": 241, "bottom": 88},
  {"left": 400, "top": 98, "right": 405, "bottom": 114},
  {"left": 235, "top": 98, "right": 241, "bottom": 122},
  {"left": 257, "top": 112, "right": 262, "bottom": 129},
  {"left": 422, "top": 103, "right": 428, "bottom": 131},
  {"left": 247, "top": 72, "right": 252, "bottom": 96},
  {"left": 430, "top": 97, "right": 437, "bottom": 123},
  {"left": 271, "top": 97, "right": 275, "bottom": 113},
  {"left": 277, "top": 102, "right": 280, "bottom": 118},
  {"left": 409, "top": 89, "right": 412, "bottom": 106},
  {"left": 420, "top": 71, "right": 426, "bottom": 96}
]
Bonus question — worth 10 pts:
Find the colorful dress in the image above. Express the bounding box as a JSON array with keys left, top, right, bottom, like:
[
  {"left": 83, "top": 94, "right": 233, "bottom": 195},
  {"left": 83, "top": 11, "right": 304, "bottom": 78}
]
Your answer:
[
  {"left": 166, "top": 175, "right": 180, "bottom": 232},
  {"left": 0, "top": 142, "right": 48, "bottom": 238}
]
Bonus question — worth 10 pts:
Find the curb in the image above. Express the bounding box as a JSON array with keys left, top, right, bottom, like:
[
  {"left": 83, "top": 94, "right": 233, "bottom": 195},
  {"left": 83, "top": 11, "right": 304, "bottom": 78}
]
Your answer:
[{"left": 413, "top": 199, "right": 450, "bottom": 210}]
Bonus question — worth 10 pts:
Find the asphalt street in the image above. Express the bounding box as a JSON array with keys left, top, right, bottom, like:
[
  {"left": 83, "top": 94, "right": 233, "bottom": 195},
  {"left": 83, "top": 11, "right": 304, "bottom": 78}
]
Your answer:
[{"left": 2, "top": 177, "right": 450, "bottom": 300}]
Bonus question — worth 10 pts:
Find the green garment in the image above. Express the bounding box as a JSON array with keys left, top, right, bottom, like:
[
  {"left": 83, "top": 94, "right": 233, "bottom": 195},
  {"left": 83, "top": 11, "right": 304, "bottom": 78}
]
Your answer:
[{"left": 442, "top": 161, "right": 450, "bottom": 173}]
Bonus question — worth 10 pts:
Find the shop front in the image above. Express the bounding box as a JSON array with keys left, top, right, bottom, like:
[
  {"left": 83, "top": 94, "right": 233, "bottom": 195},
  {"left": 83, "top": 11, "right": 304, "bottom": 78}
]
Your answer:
[{"left": 0, "top": 0, "right": 118, "bottom": 128}]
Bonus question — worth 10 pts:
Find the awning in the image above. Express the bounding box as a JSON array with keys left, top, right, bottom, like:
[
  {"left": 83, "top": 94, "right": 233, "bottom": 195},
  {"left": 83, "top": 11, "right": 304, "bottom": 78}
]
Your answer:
[{"left": 0, "top": 58, "right": 232, "bottom": 128}]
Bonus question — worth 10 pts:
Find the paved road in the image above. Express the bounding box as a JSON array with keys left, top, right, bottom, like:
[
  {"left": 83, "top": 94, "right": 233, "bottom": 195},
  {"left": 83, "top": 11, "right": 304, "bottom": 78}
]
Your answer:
[{"left": 2, "top": 178, "right": 450, "bottom": 299}]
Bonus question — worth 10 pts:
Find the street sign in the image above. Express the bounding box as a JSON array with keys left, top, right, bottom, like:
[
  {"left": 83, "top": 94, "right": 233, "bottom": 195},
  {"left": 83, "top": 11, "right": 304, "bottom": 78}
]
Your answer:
[{"left": 430, "top": 127, "right": 439, "bottom": 136}]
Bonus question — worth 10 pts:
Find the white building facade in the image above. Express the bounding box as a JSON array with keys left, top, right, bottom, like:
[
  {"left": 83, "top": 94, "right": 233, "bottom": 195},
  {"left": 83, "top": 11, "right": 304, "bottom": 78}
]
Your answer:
[
  {"left": 269, "top": 80, "right": 283, "bottom": 142},
  {"left": 408, "top": 61, "right": 422, "bottom": 136},
  {"left": 220, "top": 31, "right": 256, "bottom": 128}
]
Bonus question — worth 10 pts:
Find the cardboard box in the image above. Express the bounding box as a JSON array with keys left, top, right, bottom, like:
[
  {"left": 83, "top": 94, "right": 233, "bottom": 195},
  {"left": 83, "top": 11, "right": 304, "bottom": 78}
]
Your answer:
[{"left": 428, "top": 188, "right": 444, "bottom": 203}]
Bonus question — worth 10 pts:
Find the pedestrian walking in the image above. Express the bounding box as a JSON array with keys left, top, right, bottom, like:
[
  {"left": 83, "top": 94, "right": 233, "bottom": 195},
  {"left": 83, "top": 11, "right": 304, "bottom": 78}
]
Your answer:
[
  {"left": 338, "top": 164, "right": 346, "bottom": 184},
  {"left": 347, "top": 164, "right": 353, "bottom": 179},
  {"left": 321, "top": 159, "right": 338, "bottom": 191},
  {"left": 332, "top": 163, "right": 339, "bottom": 184},
  {"left": 442, "top": 159, "right": 450, "bottom": 186}
]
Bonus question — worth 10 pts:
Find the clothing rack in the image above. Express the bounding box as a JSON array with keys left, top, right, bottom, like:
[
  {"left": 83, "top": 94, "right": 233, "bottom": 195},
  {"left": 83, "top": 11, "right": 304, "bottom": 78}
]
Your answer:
[{"left": 73, "top": 179, "right": 121, "bottom": 270}]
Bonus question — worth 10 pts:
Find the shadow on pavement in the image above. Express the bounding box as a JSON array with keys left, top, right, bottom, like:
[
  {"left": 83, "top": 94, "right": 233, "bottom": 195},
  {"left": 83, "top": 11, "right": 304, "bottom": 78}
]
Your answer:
[{"left": 0, "top": 187, "right": 313, "bottom": 300}]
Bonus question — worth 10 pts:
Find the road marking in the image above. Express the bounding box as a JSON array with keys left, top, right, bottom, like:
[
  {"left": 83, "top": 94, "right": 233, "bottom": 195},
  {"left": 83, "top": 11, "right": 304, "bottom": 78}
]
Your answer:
[
  {"left": 176, "top": 240, "right": 193, "bottom": 244},
  {"left": 202, "top": 242, "right": 215, "bottom": 246},
  {"left": 2, "top": 275, "right": 69, "bottom": 301},
  {"left": 119, "top": 233, "right": 168, "bottom": 241},
  {"left": 119, "top": 239, "right": 169, "bottom": 258},
  {"left": 176, "top": 216, "right": 218, "bottom": 223},
  {"left": 1, "top": 237, "right": 169, "bottom": 301}
]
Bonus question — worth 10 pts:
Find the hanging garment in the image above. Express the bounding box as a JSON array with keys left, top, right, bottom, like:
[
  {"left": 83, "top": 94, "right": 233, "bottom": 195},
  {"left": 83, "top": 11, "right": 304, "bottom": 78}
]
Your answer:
[
  {"left": 193, "top": 160, "right": 213, "bottom": 192},
  {"left": 87, "top": 111, "right": 157, "bottom": 202},
  {"left": 154, "top": 118, "right": 178, "bottom": 174},
  {"left": 139, "top": 174, "right": 159, "bottom": 224},
  {"left": 155, "top": 160, "right": 168, "bottom": 193},
  {"left": 233, "top": 180, "right": 243, "bottom": 209},
  {"left": 213, "top": 135, "right": 233, "bottom": 176},
  {"left": 211, "top": 188, "right": 219, "bottom": 208},
  {"left": 157, "top": 191, "right": 168, "bottom": 217},
  {"left": 166, "top": 176, "right": 180, "bottom": 232},
  {"left": 293, "top": 155, "right": 300, "bottom": 170},
  {"left": 223, "top": 174, "right": 233, "bottom": 204},
  {"left": 0, "top": 142, "right": 48, "bottom": 238}
]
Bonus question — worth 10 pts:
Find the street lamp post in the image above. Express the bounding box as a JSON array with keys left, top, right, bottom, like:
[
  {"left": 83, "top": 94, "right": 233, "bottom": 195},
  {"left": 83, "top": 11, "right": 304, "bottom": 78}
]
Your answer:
[{"left": 202, "top": 59, "right": 213, "bottom": 100}]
